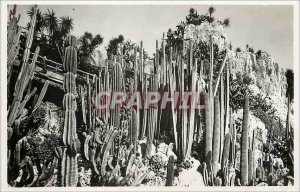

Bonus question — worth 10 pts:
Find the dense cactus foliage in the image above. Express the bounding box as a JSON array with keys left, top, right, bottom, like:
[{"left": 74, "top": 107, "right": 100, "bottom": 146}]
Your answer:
[
  {"left": 7, "top": 5, "right": 294, "bottom": 188},
  {"left": 7, "top": 5, "right": 51, "bottom": 187}
]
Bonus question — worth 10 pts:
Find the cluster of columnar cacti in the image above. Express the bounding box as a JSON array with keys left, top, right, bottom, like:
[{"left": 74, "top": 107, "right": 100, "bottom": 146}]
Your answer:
[
  {"left": 7, "top": 5, "right": 53, "bottom": 187},
  {"left": 59, "top": 35, "right": 79, "bottom": 186},
  {"left": 75, "top": 46, "right": 151, "bottom": 186},
  {"left": 8, "top": 5, "right": 39, "bottom": 127},
  {"left": 146, "top": 74, "right": 158, "bottom": 156},
  {"left": 7, "top": 5, "right": 288, "bottom": 185}
]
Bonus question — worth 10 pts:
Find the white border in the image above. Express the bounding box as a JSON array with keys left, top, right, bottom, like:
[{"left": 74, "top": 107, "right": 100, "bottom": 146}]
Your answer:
[{"left": 1, "top": 1, "right": 299, "bottom": 191}]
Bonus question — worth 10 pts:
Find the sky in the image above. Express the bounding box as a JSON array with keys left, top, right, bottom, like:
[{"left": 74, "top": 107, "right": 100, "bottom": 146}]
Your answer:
[{"left": 9, "top": 4, "right": 294, "bottom": 69}]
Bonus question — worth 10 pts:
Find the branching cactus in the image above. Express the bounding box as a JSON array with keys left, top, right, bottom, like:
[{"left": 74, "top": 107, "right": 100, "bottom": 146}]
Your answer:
[
  {"left": 8, "top": 45, "right": 40, "bottom": 127},
  {"left": 240, "top": 95, "right": 249, "bottom": 185},
  {"left": 7, "top": 5, "right": 52, "bottom": 187},
  {"left": 230, "top": 112, "right": 236, "bottom": 167}
]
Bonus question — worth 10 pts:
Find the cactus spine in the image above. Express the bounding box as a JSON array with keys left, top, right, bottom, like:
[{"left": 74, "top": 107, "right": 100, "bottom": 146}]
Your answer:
[{"left": 240, "top": 95, "right": 249, "bottom": 185}]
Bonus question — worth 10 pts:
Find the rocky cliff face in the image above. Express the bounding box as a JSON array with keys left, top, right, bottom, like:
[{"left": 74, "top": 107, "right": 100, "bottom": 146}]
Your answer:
[
  {"left": 231, "top": 50, "right": 287, "bottom": 97},
  {"left": 231, "top": 49, "right": 293, "bottom": 129}
]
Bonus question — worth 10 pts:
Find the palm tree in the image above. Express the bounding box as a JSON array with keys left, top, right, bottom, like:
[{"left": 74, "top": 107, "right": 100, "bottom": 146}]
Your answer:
[
  {"left": 78, "top": 32, "right": 104, "bottom": 66},
  {"left": 106, "top": 35, "right": 124, "bottom": 59},
  {"left": 208, "top": 6, "right": 216, "bottom": 23},
  {"left": 59, "top": 16, "right": 74, "bottom": 38},
  {"left": 186, "top": 8, "right": 199, "bottom": 25},
  {"left": 223, "top": 18, "right": 231, "bottom": 28},
  {"left": 44, "top": 9, "right": 58, "bottom": 36}
]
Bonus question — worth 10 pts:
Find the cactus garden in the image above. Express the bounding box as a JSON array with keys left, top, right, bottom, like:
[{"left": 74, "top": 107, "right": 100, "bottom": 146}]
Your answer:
[{"left": 6, "top": 4, "right": 295, "bottom": 188}]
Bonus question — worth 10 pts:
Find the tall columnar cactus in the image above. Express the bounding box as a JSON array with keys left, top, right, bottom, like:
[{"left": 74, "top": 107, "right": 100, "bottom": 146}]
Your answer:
[
  {"left": 166, "top": 155, "right": 175, "bottom": 186},
  {"left": 212, "top": 96, "right": 221, "bottom": 176},
  {"left": 248, "top": 148, "right": 253, "bottom": 184},
  {"left": 60, "top": 148, "right": 78, "bottom": 186},
  {"left": 63, "top": 72, "right": 77, "bottom": 95},
  {"left": 240, "top": 95, "right": 249, "bottom": 185},
  {"left": 17, "top": 4, "right": 37, "bottom": 83},
  {"left": 146, "top": 74, "right": 158, "bottom": 156},
  {"left": 63, "top": 46, "right": 77, "bottom": 73},
  {"left": 109, "top": 62, "right": 124, "bottom": 128},
  {"left": 7, "top": 5, "right": 21, "bottom": 79},
  {"left": 209, "top": 35, "right": 214, "bottom": 136},
  {"left": 60, "top": 35, "right": 78, "bottom": 187},
  {"left": 224, "top": 64, "right": 230, "bottom": 134},
  {"left": 129, "top": 109, "right": 138, "bottom": 153},
  {"left": 219, "top": 74, "right": 224, "bottom": 162},
  {"left": 230, "top": 111, "right": 236, "bottom": 167},
  {"left": 86, "top": 75, "right": 92, "bottom": 134},
  {"left": 186, "top": 68, "right": 197, "bottom": 158},
  {"left": 161, "top": 34, "right": 166, "bottom": 85},
  {"left": 205, "top": 92, "right": 212, "bottom": 165},
  {"left": 221, "top": 133, "right": 231, "bottom": 170}
]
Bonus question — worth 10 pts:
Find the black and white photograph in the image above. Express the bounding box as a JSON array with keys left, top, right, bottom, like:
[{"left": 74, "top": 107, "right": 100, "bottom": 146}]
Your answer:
[{"left": 1, "top": 1, "right": 299, "bottom": 190}]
